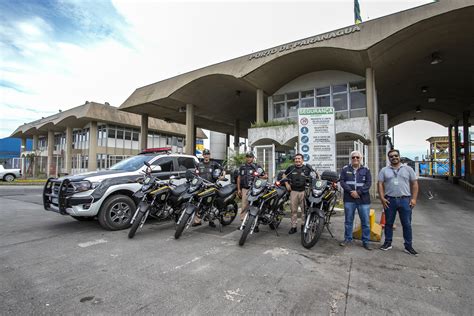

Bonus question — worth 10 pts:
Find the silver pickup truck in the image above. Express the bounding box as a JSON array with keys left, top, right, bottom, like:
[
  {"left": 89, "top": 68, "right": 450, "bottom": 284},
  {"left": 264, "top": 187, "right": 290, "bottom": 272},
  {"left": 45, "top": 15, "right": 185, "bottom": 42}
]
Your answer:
[
  {"left": 0, "top": 165, "right": 21, "bottom": 182},
  {"left": 43, "top": 153, "right": 198, "bottom": 230}
]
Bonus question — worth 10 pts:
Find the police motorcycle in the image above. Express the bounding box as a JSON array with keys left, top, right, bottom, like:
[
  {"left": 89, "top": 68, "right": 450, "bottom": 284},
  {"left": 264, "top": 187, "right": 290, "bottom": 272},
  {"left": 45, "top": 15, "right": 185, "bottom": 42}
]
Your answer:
[
  {"left": 174, "top": 169, "right": 238, "bottom": 239},
  {"left": 238, "top": 169, "right": 289, "bottom": 246},
  {"left": 301, "top": 170, "right": 339, "bottom": 249},
  {"left": 128, "top": 161, "right": 189, "bottom": 239}
]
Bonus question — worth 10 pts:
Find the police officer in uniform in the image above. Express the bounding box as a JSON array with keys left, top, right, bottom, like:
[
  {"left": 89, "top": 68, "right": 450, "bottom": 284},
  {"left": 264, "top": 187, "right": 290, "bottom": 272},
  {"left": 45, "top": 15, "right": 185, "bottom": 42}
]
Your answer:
[
  {"left": 193, "top": 149, "right": 222, "bottom": 227},
  {"left": 237, "top": 151, "right": 266, "bottom": 230},
  {"left": 284, "top": 153, "right": 316, "bottom": 234}
]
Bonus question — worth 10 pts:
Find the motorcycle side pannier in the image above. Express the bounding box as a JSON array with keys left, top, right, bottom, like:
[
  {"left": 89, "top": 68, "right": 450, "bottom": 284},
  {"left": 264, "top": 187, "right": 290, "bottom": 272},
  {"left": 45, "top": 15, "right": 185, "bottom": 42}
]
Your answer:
[{"left": 321, "top": 170, "right": 339, "bottom": 182}]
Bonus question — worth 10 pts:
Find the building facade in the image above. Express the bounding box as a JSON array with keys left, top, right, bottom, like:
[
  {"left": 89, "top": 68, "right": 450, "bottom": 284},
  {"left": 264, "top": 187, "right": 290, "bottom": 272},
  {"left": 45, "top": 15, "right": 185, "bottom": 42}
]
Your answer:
[
  {"left": 11, "top": 102, "right": 206, "bottom": 177},
  {"left": 118, "top": 1, "right": 473, "bottom": 190}
]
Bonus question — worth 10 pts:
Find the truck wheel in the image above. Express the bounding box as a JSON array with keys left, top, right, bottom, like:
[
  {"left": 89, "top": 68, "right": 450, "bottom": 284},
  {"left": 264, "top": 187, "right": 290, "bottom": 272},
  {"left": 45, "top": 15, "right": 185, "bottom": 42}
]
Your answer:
[
  {"left": 3, "top": 174, "right": 15, "bottom": 182},
  {"left": 98, "top": 195, "right": 135, "bottom": 230}
]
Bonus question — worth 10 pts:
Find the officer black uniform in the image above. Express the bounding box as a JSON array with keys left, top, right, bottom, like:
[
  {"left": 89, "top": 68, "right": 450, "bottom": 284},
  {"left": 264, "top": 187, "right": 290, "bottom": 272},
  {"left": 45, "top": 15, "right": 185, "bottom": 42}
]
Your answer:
[
  {"left": 284, "top": 154, "right": 315, "bottom": 234},
  {"left": 236, "top": 151, "right": 266, "bottom": 230},
  {"left": 284, "top": 164, "right": 314, "bottom": 192},
  {"left": 193, "top": 149, "right": 222, "bottom": 227},
  {"left": 197, "top": 149, "right": 222, "bottom": 182}
]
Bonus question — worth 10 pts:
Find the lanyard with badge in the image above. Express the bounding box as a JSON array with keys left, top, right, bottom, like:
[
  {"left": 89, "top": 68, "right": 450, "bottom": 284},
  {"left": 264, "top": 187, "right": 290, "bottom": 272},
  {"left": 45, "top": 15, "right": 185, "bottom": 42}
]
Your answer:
[{"left": 392, "top": 167, "right": 401, "bottom": 186}]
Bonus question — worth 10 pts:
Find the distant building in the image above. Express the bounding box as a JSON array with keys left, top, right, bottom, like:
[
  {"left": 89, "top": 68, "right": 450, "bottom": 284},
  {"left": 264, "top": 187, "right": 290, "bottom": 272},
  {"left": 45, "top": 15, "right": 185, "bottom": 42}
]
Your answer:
[
  {"left": 0, "top": 137, "right": 32, "bottom": 168},
  {"left": 10, "top": 102, "right": 206, "bottom": 177}
]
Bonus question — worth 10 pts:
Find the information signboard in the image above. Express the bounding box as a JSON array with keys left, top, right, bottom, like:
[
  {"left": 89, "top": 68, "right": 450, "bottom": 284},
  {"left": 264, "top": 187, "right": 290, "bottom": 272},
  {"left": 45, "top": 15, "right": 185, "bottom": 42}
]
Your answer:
[{"left": 298, "top": 107, "right": 336, "bottom": 172}]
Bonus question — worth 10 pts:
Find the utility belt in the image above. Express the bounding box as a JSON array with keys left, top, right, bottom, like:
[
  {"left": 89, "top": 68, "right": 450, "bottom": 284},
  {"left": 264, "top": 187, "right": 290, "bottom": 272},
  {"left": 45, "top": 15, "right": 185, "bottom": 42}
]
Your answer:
[
  {"left": 291, "top": 186, "right": 305, "bottom": 192},
  {"left": 386, "top": 195, "right": 410, "bottom": 199}
]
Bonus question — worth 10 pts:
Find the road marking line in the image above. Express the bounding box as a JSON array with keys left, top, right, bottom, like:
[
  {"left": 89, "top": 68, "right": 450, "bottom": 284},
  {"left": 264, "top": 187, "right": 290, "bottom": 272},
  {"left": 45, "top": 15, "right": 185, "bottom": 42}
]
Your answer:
[
  {"left": 78, "top": 239, "right": 108, "bottom": 248},
  {"left": 263, "top": 247, "right": 289, "bottom": 259},
  {"left": 224, "top": 288, "right": 245, "bottom": 302},
  {"left": 162, "top": 256, "right": 202, "bottom": 274}
]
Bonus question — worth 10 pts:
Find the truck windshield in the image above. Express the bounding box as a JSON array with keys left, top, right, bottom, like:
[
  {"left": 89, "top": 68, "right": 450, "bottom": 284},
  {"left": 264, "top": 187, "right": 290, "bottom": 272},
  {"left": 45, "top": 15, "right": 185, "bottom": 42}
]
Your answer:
[{"left": 109, "top": 155, "right": 153, "bottom": 172}]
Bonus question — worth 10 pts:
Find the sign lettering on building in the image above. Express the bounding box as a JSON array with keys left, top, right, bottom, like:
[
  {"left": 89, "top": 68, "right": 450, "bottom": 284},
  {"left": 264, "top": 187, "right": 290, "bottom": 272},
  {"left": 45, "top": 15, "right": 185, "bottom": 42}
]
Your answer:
[
  {"left": 298, "top": 107, "right": 336, "bottom": 173},
  {"left": 248, "top": 25, "right": 361, "bottom": 61}
]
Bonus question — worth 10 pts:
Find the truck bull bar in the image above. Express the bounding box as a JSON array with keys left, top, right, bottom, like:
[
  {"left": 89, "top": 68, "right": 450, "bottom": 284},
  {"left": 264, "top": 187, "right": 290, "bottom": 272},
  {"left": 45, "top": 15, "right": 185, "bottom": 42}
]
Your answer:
[{"left": 43, "top": 177, "right": 73, "bottom": 215}]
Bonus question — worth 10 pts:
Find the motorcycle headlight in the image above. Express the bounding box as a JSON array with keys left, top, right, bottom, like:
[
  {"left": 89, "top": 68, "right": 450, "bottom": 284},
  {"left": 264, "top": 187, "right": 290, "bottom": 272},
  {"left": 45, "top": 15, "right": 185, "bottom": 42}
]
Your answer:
[{"left": 312, "top": 188, "right": 323, "bottom": 196}]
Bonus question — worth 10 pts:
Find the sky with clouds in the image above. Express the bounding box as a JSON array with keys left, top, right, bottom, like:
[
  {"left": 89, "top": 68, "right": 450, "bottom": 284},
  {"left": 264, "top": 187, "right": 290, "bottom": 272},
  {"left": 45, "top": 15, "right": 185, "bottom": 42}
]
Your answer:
[{"left": 0, "top": 0, "right": 446, "bottom": 159}]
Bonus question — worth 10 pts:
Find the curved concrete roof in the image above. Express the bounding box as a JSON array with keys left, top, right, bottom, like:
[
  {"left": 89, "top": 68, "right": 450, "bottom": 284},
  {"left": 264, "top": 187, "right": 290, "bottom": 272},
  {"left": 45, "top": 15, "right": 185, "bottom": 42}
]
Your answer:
[
  {"left": 119, "top": 1, "right": 474, "bottom": 133},
  {"left": 11, "top": 102, "right": 207, "bottom": 139}
]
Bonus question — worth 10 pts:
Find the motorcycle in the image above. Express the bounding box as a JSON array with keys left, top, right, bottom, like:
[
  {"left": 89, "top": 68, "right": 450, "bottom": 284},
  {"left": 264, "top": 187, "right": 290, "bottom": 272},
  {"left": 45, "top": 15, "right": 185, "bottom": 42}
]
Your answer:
[
  {"left": 301, "top": 170, "right": 339, "bottom": 249},
  {"left": 128, "top": 161, "right": 189, "bottom": 239},
  {"left": 238, "top": 169, "right": 289, "bottom": 246},
  {"left": 174, "top": 169, "right": 237, "bottom": 239}
]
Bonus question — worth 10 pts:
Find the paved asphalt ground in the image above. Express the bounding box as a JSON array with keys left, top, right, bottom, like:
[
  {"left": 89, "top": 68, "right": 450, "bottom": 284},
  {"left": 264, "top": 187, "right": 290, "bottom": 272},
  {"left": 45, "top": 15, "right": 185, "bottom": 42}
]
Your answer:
[{"left": 1, "top": 178, "right": 473, "bottom": 315}]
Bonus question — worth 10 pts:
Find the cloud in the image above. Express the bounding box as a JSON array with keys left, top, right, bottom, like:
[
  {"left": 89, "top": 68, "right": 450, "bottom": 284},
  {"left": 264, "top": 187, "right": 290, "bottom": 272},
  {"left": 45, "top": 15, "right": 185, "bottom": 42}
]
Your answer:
[
  {"left": 0, "top": 0, "right": 131, "bottom": 137},
  {"left": 1, "top": 0, "right": 434, "bottom": 140}
]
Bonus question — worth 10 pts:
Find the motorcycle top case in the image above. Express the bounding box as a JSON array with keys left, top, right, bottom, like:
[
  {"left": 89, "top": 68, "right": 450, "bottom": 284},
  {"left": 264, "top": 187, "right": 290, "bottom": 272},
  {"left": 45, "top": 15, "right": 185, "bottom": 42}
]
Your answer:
[{"left": 321, "top": 170, "right": 339, "bottom": 182}]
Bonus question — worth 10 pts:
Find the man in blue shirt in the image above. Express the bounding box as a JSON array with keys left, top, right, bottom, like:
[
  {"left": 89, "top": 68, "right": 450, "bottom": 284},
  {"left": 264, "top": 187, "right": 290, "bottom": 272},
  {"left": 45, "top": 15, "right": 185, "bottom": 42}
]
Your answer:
[{"left": 339, "top": 150, "right": 372, "bottom": 250}]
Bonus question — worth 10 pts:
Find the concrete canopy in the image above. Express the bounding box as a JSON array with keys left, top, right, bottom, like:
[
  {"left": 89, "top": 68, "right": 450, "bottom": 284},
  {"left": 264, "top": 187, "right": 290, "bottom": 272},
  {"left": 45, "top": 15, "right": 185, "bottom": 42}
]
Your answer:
[
  {"left": 11, "top": 102, "right": 207, "bottom": 139},
  {"left": 119, "top": 1, "right": 474, "bottom": 134}
]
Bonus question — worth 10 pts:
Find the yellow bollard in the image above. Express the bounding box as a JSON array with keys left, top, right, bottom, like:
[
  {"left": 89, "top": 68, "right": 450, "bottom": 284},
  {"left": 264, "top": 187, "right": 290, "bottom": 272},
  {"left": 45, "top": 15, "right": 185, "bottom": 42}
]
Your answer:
[{"left": 353, "top": 209, "right": 382, "bottom": 242}]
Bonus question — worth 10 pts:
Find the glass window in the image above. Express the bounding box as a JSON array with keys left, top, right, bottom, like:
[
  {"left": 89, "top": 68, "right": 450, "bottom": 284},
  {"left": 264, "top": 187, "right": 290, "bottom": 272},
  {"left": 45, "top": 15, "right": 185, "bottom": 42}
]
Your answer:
[
  {"left": 152, "top": 157, "right": 174, "bottom": 172},
  {"left": 108, "top": 128, "right": 116, "bottom": 138},
  {"left": 132, "top": 132, "right": 139, "bottom": 141},
  {"left": 301, "top": 90, "right": 314, "bottom": 98},
  {"left": 336, "top": 111, "right": 349, "bottom": 119},
  {"left": 178, "top": 157, "right": 197, "bottom": 171},
  {"left": 350, "top": 90, "right": 366, "bottom": 109},
  {"left": 273, "top": 94, "right": 284, "bottom": 102},
  {"left": 116, "top": 129, "right": 124, "bottom": 140},
  {"left": 350, "top": 81, "right": 366, "bottom": 91},
  {"left": 286, "top": 92, "right": 299, "bottom": 100},
  {"left": 300, "top": 98, "right": 314, "bottom": 108},
  {"left": 333, "top": 84, "right": 347, "bottom": 93},
  {"left": 333, "top": 93, "right": 348, "bottom": 111},
  {"left": 316, "top": 87, "right": 330, "bottom": 95},
  {"left": 125, "top": 130, "right": 131, "bottom": 140},
  {"left": 110, "top": 155, "right": 151, "bottom": 171},
  {"left": 350, "top": 109, "right": 367, "bottom": 118},
  {"left": 316, "top": 96, "right": 330, "bottom": 107},
  {"left": 273, "top": 102, "right": 285, "bottom": 118},
  {"left": 287, "top": 100, "right": 299, "bottom": 117}
]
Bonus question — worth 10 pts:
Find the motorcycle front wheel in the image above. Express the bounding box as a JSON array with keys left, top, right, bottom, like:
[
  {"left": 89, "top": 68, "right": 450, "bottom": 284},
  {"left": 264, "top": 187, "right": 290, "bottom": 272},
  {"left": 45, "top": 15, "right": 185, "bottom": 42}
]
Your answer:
[
  {"left": 175, "top": 212, "right": 192, "bottom": 239},
  {"left": 301, "top": 212, "right": 325, "bottom": 249},
  {"left": 219, "top": 201, "right": 237, "bottom": 226},
  {"left": 238, "top": 214, "right": 256, "bottom": 246},
  {"left": 128, "top": 211, "right": 146, "bottom": 239}
]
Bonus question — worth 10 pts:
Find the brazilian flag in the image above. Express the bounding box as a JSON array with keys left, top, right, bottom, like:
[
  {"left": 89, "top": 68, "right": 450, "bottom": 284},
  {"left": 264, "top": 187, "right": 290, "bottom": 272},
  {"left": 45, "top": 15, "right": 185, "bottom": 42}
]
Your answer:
[{"left": 354, "top": 0, "right": 362, "bottom": 24}]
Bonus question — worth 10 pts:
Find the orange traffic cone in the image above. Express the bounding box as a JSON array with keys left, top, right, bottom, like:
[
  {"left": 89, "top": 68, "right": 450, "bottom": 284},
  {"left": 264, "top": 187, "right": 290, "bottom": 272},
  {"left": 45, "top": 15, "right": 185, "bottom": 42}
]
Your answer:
[{"left": 380, "top": 211, "right": 386, "bottom": 227}]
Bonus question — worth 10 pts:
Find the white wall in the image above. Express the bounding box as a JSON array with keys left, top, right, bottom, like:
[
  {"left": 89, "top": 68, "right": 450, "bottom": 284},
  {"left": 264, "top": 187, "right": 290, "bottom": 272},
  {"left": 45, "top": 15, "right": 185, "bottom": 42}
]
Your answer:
[{"left": 209, "top": 131, "right": 227, "bottom": 160}]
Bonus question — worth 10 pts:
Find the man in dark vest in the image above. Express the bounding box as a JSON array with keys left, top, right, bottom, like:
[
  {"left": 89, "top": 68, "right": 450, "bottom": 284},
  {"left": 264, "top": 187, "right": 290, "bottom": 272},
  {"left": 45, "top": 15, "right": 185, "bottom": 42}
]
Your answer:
[
  {"left": 237, "top": 151, "right": 266, "bottom": 230},
  {"left": 193, "top": 149, "right": 222, "bottom": 227},
  {"left": 284, "top": 153, "right": 315, "bottom": 234},
  {"left": 339, "top": 150, "right": 372, "bottom": 250}
]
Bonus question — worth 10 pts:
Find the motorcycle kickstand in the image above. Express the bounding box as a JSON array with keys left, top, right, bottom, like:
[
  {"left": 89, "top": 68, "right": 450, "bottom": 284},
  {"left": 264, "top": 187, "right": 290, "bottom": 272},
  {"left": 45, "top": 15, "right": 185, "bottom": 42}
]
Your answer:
[
  {"left": 274, "top": 227, "right": 279, "bottom": 237},
  {"left": 326, "top": 224, "right": 335, "bottom": 238}
]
